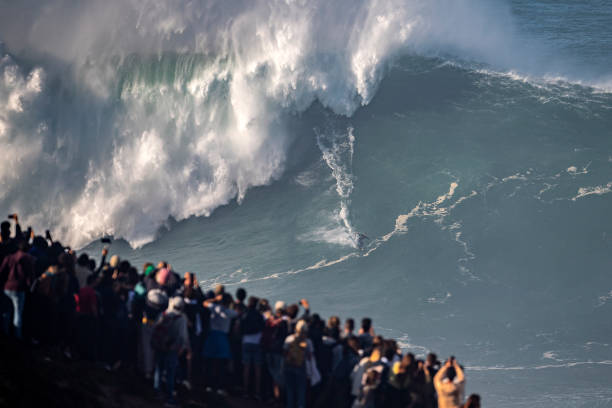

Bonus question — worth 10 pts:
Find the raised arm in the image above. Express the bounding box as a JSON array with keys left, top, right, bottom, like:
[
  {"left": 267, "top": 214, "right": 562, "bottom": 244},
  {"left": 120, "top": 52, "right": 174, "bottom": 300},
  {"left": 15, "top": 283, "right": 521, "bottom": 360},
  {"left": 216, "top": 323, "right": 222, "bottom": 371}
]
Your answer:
[
  {"left": 434, "top": 361, "right": 449, "bottom": 389},
  {"left": 453, "top": 360, "right": 465, "bottom": 384},
  {"left": 203, "top": 293, "right": 223, "bottom": 308},
  {"left": 96, "top": 247, "right": 108, "bottom": 274}
]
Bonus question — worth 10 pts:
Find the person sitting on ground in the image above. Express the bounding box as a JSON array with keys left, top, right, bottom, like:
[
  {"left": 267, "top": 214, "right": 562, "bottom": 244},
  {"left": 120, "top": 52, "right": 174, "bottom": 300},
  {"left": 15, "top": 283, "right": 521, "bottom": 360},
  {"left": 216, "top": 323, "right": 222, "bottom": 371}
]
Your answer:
[
  {"left": 284, "top": 319, "right": 314, "bottom": 408},
  {"left": 202, "top": 292, "right": 238, "bottom": 396},
  {"left": 434, "top": 357, "right": 465, "bottom": 408},
  {"left": 241, "top": 296, "right": 265, "bottom": 399}
]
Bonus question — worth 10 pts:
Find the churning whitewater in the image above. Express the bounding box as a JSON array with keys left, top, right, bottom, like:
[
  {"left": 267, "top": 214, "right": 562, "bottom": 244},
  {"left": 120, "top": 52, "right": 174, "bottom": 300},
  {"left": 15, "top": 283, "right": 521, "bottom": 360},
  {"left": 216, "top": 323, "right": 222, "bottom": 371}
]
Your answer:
[
  {"left": 2, "top": 0, "right": 606, "bottom": 248},
  {"left": 1, "top": 1, "right": 612, "bottom": 407}
]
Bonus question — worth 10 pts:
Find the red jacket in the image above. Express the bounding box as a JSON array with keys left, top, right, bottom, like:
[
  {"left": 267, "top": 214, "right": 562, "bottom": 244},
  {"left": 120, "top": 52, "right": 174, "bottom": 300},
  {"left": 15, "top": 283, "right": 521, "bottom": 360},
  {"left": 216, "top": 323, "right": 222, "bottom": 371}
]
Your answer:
[{"left": 0, "top": 250, "right": 34, "bottom": 292}]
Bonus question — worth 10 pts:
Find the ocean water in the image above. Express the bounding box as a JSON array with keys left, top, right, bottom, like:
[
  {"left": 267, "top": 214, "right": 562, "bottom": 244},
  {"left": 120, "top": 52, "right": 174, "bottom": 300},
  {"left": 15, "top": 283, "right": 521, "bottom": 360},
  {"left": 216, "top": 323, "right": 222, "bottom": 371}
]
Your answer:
[{"left": 1, "top": 1, "right": 612, "bottom": 406}]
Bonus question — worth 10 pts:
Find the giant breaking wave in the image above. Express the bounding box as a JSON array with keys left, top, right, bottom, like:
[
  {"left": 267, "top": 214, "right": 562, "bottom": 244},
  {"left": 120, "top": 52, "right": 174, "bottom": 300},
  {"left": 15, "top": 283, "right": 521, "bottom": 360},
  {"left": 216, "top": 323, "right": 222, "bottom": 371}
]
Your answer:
[{"left": 0, "top": 0, "right": 594, "bottom": 247}]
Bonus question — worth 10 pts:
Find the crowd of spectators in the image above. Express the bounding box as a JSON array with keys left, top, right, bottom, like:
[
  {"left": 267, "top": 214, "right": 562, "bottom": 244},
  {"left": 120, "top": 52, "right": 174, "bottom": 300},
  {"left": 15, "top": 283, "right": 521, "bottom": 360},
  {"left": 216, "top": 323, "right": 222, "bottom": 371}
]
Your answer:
[{"left": 0, "top": 214, "right": 481, "bottom": 408}]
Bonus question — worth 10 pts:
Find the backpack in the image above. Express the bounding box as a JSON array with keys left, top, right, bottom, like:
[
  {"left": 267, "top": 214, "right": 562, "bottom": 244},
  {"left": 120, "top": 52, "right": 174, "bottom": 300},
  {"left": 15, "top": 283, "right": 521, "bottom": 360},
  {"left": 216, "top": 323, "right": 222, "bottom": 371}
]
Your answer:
[
  {"left": 151, "top": 312, "right": 180, "bottom": 351},
  {"left": 285, "top": 337, "right": 307, "bottom": 368},
  {"left": 261, "top": 317, "right": 288, "bottom": 353}
]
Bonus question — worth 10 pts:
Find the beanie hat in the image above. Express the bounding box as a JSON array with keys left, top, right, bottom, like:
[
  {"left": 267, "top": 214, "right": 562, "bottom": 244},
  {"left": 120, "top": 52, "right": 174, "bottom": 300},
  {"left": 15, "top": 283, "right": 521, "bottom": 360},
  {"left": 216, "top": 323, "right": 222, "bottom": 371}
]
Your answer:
[
  {"left": 146, "top": 288, "right": 169, "bottom": 310},
  {"left": 144, "top": 265, "right": 155, "bottom": 276},
  {"left": 156, "top": 268, "right": 170, "bottom": 285},
  {"left": 168, "top": 296, "right": 185, "bottom": 312}
]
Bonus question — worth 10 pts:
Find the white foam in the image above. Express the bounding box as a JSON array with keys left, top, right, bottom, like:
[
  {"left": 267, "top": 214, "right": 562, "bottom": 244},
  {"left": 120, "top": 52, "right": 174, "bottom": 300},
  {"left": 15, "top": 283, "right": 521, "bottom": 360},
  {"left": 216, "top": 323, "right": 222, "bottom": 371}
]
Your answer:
[
  {"left": 426, "top": 292, "right": 452, "bottom": 304},
  {"left": 566, "top": 163, "right": 590, "bottom": 175},
  {"left": 572, "top": 182, "right": 612, "bottom": 201},
  {"left": 0, "top": 0, "right": 559, "bottom": 247},
  {"left": 596, "top": 290, "right": 612, "bottom": 307},
  {"left": 467, "top": 360, "right": 612, "bottom": 372},
  {"left": 314, "top": 127, "right": 358, "bottom": 247},
  {"left": 294, "top": 170, "right": 318, "bottom": 187},
  {"left": 542, "top": 351, "right": 564, "bottom": 362}
]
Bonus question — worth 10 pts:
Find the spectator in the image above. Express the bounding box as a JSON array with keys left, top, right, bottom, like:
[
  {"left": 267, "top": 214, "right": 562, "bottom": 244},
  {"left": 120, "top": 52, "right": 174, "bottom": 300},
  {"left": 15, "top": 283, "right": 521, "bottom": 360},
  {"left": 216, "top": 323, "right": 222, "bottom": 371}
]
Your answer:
[
  {"left": 141, "top": 287, "right": 169, "bottom": 378},
  {"left": 152, "top": 296, "right": 190, "bottom": 407},
  {"left": 284, "top": 319, "right": 313, "bottom": 408},
  {"left": 241, "top": 296, "right": 265, "bottom": 399},
  {"left": 358, "top": 318, "right": 374, "bottom": 353},
  {"left": 75, "top": 274, "right": 99, "bottom": 361},
  {"left": 203, "top": 292, "right": 238, "bottom": 395},
  {"left": 75, "top": 253, "right": 91, "bottom": 289},
  {"left": 434, "top": 357, "right": 465, "bottom": 408},
  {"left": 261, "top": 300, "right": 288, "bottom": 402},
  {"left": 0, "top": 239, "right": 34, "bottom": 339}
]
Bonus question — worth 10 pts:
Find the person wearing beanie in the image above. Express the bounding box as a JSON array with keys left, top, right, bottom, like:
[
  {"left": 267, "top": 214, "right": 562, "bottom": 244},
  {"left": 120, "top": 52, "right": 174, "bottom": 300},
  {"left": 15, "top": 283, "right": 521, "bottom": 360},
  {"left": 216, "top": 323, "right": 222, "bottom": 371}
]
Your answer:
[
  {"left": 156, "top": 268, "right": 170, "bottom": 286},
  {"left": 144, "top": 264, "right": 155, "bottom": 277},
  {"left": 152, "top": 296, "right": 190, "bottom": 406},
  {"left": 140, "top": 289, "right": 169, "bottom": 378}
]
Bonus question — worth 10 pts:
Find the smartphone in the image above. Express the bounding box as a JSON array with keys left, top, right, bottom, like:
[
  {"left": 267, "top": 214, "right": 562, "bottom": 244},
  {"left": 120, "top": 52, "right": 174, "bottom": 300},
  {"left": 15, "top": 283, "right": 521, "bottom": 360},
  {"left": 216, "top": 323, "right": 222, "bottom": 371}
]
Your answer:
[
  {"left": 101, "top": 237, "right": 112, "bottom": 244},
  {"left": 7, "top": 214, "right": 16, "bottom": 220}
]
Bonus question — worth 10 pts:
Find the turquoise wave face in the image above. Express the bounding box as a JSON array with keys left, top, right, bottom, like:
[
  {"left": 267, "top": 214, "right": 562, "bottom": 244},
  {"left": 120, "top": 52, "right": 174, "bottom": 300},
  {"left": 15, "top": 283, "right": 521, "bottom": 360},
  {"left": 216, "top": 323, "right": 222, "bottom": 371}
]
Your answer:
[{"left": 2, "top": 1, "right": 612, "bottom": 406}]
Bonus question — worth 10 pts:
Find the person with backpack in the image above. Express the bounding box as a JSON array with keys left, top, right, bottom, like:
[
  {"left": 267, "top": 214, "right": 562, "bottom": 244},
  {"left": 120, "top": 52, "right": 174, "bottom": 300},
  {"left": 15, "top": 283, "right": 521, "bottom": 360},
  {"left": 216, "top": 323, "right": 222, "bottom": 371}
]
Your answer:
[
  {"left": 152, "top": 296, "right": 190, "bottom": 407},
  {"left": 141, "top": 288, "right": 169, "bottom": 379},
  {"left": 283, "top": 319, "right": 314, "bottom": 408},
  {"left": 350, "top": 345, "right": 385, "bottom": 405}
]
